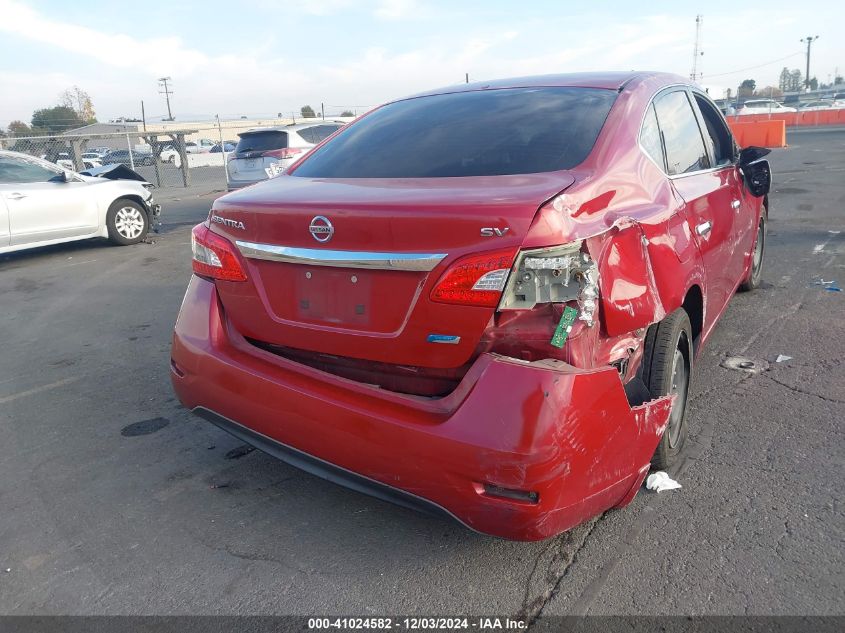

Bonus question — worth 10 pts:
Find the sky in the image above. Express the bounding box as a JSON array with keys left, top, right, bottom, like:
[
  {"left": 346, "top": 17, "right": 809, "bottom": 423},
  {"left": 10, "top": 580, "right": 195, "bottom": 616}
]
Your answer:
[{"left": 0, "top": 0, "right": 843, "bottom": 127}]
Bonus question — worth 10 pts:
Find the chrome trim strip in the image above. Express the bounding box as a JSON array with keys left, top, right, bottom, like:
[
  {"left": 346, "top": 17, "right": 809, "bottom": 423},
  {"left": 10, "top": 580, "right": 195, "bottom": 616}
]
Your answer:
[{"left": 235, "top": 240, "right": 447, "bottom": 271}]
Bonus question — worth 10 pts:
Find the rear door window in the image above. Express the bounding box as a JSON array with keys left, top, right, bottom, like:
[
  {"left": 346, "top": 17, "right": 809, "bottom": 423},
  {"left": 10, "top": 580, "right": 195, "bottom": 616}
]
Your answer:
[
  {"left": 235, "top": 131, "right": 288, "bottom": 153},
  {"left": 296, "top": 127, "right": 317, "bottom": 143},
  {"left": 653, "top": 91, "right": 710, "bottom": 175},
  {"left": 640, "top": 103, "right": 666, "bottom": 171},
  {"left": 292, "top": 87, "right": 616, "bottom": 178},
  {"left": 309, "top": 125, "right": 341, "bottom": 143}
]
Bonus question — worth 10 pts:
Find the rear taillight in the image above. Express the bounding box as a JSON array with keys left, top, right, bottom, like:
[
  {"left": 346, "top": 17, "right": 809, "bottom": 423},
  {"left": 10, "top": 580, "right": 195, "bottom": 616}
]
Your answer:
[
  {"left": 263, "top": 148, "right": 305, "bottom": 160},
  {"left": 191, "top": 223, "right": 247, "bottom": 282},
  {"left": 430, "top": 248, "right": 517, "bottom": 307}
]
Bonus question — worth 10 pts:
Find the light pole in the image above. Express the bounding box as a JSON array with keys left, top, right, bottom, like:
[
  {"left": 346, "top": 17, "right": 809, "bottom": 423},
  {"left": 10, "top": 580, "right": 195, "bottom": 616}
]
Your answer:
[
  {"left": 158, "top": 77, "right": 174, "bottom": 121},
  {"left": 800, "top": 36, "right": 819, "bottom": 90}
]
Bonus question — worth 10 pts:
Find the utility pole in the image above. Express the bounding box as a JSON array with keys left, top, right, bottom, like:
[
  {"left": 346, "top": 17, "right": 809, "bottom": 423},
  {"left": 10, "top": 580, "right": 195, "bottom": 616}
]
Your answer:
[
  {"left": 800, "top": 36, "right": 819, "bottom": 90},
  {"left": 141, "top": 100, "right": 147, "bottom": 132},
  {"left": 465, "top": 73, "right": 469, "bottom": 84},
  {"left": 690, "top": 15, "right": 703, "bottom": 81},
  {"left": 158, "top": 77, "right": 174, "bottom": 120}
]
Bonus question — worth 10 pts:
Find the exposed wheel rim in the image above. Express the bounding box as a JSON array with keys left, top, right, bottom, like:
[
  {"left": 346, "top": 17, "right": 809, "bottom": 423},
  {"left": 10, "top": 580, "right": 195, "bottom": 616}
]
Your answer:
[
  {"left": 667, "top": 341, "right": 690, "bottom": 448},
  {"left": 751, "top": 221, "right": 765, "bottom": 283},
  {"left": 114, "top": 207, "right": 145, "bottom": 240}
]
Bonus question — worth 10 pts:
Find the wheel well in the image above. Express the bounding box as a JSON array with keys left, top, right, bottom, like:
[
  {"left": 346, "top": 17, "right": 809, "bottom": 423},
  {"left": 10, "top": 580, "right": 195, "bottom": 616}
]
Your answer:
[
  {"left": 682, "top": 285, "right": 703, "bottom": 354},
  {"left": 111, "top": 195, "right": 148, "bottom": 215}
]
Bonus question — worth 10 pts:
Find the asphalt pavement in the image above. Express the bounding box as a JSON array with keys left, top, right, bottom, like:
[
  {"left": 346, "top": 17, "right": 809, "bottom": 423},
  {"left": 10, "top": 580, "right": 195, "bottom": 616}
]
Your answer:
[{"left": 0, "top": 130, "right": 842, "bottom": 619}]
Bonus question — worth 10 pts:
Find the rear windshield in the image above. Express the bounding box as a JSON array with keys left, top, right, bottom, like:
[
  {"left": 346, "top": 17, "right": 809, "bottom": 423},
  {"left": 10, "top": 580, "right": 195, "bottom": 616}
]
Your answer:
[
  {"left": 292, "top": 87, "right": 616, "bottom": 178},
  {"left": 235, "top": 131, "right": 288, "bottom": 153}
]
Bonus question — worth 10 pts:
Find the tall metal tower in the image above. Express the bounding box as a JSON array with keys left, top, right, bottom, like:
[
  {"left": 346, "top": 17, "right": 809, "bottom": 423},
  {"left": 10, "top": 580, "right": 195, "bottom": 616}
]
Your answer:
[{"left": 690, "top": 15, "right": 703, "bottom": 81}]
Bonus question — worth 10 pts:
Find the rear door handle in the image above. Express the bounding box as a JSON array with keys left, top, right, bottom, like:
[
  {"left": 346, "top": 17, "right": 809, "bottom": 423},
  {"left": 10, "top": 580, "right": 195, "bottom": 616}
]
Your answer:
[
  {"left": 731, "top": 199, "right": 741, "bottom": 210},
  {"left": 696, "top": 221, "right": 712, "bottom": 236},
  {"left": 7, "top": 192, "right": 26, "bottom": 200}
]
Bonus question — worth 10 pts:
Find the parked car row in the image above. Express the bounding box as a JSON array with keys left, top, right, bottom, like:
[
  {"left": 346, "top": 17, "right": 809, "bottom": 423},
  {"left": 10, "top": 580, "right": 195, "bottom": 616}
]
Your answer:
[
  {"left": 102, "top": 149, "right": 155, "bottom": 167},
  {"left": 733, "top": 96, "right": 845, "bottom": 115}
]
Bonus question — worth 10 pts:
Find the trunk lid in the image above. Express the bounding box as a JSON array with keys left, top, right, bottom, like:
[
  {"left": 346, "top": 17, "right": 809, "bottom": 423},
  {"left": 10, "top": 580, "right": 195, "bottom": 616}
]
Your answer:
[{"left": 211, "top": 172, "right": 575, "bottom": 368}]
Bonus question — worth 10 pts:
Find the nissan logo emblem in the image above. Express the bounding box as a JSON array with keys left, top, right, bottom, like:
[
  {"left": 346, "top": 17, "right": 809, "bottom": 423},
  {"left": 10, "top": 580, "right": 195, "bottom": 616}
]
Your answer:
[{"left": 309, "top": 215, "right": 334, "bottom": 243}]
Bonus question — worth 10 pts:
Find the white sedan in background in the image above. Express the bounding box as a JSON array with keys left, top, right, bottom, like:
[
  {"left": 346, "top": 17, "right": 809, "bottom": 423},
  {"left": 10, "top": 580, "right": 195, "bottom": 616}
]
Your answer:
[
  {"left": 0, "top": 150, "right": 161, "bottom": 255},
  {"left": 735, "top": 99, "right": 798, "bottom": 115},
  {"left": 797, "top": 100, "right": 845, "bottom": 111}
]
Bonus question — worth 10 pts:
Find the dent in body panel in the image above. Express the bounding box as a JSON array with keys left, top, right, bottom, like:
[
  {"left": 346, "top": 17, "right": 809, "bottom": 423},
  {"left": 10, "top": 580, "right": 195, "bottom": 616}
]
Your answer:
[{"left": 466, "top": 357, "right": 673, "bottom": 524}]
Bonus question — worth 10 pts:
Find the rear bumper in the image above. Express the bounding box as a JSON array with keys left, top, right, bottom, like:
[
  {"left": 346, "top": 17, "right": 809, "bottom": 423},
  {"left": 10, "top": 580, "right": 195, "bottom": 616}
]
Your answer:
[
  {"left": 226, "top": 180, "right": 258, "bottom": 191},
  {"left": 170, "top": 276, "right": 673, "bottom": 541}
]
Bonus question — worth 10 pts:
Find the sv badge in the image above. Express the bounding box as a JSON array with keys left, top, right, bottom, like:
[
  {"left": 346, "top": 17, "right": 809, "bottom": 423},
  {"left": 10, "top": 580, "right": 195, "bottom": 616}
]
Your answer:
[{"left": 480, "top": 227, "right": 511, "bottom": 237}]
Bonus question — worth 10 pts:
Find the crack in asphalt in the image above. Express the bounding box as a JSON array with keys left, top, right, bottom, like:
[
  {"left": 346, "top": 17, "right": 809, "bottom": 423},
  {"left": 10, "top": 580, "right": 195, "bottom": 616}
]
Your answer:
[
  {"left": 518, "top": 516, "right": 601, "bottom": 627},
  {"left": 761, "top": 373, "right": 845, "bottom": 404}
]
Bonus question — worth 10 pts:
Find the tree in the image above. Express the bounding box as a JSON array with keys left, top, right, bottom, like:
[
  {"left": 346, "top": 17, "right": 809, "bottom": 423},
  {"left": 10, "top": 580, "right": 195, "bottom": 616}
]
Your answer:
[
  {"left": 754, "top": 86, "right": 783, "bottom": 98},
  {"left": 7, "top": 120, "right": 34, "bottom": 137},
  {"left": 809, "top": 77, "right": 819, "bottom": 91},
  {"left": 836, "top": 75, "right": 844, "bottom": 86},
  {"left": 340, "top": 110, "right": 355, "bottom": 117},
  {"left": 31, "top": 106, "right": 83, "bottom": 133},
  {"left": 59, "top": 86, "right": 96, "bottom": 123},
  {"left": 778, "top": 67, "right": 791, "bottom": 92},
  {"left": 789, "top": 69, "right": 803, "bottom": 92},
  {"left": 738, "top": 78, "right": 756, "bottom": 97},
  {"left": 300, "top": 105, "right": 317, "bottom": 118}
]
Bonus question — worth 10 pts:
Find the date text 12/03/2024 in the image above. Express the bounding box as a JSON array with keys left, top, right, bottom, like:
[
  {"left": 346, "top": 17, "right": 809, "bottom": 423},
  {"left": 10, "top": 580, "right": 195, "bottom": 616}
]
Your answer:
[{"left": 307, "top": 617, "right": 528, "bottom": 630}]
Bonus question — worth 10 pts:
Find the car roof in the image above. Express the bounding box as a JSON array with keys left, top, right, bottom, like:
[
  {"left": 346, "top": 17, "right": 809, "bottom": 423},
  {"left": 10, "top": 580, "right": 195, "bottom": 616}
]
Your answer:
[
  {"left": 743, "top": 99, "right": 776, "bottom": 104},
  {"left": 403, "top": 71, "right": 687, "bottom": 100},
  {"left": 0, "top": 149, "right": 64, "bottom": 169},
  {"left": 239, "top": 121, "right": 346, "bottom": 135}
]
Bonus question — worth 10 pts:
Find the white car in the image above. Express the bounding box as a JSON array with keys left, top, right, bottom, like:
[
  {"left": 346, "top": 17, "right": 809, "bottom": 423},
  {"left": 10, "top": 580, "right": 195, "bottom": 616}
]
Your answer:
[
  {"left": 160, "top": 145, "right": 179, "bottom": 164},
  {"left": 0, "top": 150, "right": 161, "bottom": 255},
  {"left": 798, "top": 100, "right": 845, "bottom": 111},
  {"left": 735, "top": 99, "right": 797, "bottom": 115},
  {"left": 55, "top": 152, "right": 102, "bottom": 171},
  {"left": 185, "top": 139, "right": 216, "bottom": 154},
  {"left": 226, "top": 122, "right": 344, "bottom": 190}
]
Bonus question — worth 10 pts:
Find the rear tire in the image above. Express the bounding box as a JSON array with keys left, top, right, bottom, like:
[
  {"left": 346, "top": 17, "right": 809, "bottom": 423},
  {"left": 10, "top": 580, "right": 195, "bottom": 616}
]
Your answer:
[
  {"left": 641, "top": 309, "right": 693, "bottom": 471},
  {"left": 107, "top": 199, "right": 149, "bottom": 245},
  {"left": 739, "top": 213, "right": 766, "bottom": 292}
]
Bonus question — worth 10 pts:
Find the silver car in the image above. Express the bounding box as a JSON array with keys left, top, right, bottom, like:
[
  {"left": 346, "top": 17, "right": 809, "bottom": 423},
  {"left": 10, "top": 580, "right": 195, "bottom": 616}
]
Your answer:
[
  {"left": 226, "top": 122, "right": 343, "bottom": 190},
  {"left": 0, "top": 150, "right": 160, "bottom": 255}
]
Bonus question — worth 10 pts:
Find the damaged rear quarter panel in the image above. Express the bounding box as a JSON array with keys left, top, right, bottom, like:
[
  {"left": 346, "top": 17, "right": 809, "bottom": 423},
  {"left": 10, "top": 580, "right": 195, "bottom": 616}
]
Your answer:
[
  {"left": 457, "top": 357, "right": 673, "bottom": 529},
  {"left": 594, "top": 217, "right": 703, "bottom": 338}
]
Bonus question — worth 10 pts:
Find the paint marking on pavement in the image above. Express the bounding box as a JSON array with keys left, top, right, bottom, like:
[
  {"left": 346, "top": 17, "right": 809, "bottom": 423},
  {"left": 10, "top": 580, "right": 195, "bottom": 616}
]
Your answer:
[
  {"left": 0, "top": 377, "right": 80, "bottom": 405},
  {"left": 813, "top": 233, "right": 838, "bottom": 255}
]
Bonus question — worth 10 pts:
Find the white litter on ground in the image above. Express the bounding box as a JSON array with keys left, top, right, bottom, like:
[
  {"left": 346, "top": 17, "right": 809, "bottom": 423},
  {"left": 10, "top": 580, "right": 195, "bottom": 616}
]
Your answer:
[
  {"left": 645, "top": 471, "right": 682, "bottom": 493},
  {"left": 775, "top": 354, "right": 793, "bottom": 363}
]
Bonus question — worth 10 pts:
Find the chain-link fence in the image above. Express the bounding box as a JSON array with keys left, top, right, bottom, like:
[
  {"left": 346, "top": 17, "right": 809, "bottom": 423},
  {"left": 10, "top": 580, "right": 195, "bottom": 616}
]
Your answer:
[{"left": 0, "top": 115, "right": 356, "bottom": 196}]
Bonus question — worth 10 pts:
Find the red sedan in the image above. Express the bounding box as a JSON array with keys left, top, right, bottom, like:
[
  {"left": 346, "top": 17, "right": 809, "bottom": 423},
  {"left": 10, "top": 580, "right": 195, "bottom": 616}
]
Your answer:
[{"left": 171, "top": 72, "right": 771, "bottom": 540}]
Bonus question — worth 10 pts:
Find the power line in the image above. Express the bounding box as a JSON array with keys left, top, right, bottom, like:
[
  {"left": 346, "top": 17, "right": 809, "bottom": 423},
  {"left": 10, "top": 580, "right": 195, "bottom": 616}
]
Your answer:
[{"left": 703, "top": 52, "right": 804, "bottom": 79}]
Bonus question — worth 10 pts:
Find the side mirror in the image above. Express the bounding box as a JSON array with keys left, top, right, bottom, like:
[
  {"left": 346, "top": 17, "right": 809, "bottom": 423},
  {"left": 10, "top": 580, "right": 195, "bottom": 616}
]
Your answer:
[
  {"left": 738, "top": 146, "right": 771, "bottom": 166},
  {"left": 740, "top": 159, "right": 771, "bottom": 198},
  {"left": 737, "top": 146, "right": 772, "bottom": 197},
  {"left": 49, "top": 171, "right": 71, "bottom": 183}
]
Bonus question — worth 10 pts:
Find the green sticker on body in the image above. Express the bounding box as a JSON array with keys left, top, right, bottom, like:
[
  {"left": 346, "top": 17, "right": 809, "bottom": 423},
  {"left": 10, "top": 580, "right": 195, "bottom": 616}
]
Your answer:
[{"left": 550, "top": 306, "right": 578, "bottom": 348}]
